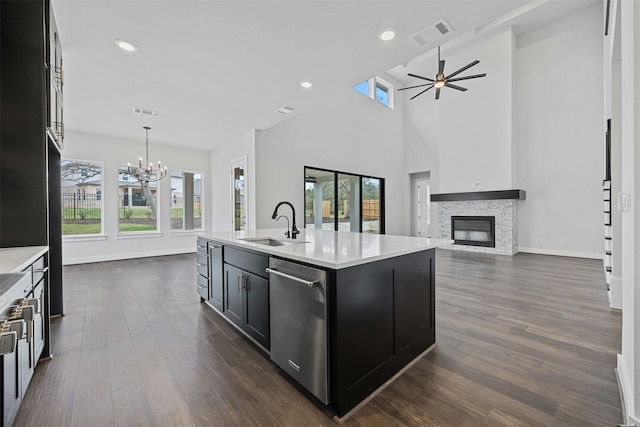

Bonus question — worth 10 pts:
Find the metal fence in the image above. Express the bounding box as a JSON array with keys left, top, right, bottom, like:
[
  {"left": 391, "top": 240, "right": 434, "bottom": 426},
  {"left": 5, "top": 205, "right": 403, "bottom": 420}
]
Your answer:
[{"left": 62, "top": 193, "right": 101, "bottom": 220}]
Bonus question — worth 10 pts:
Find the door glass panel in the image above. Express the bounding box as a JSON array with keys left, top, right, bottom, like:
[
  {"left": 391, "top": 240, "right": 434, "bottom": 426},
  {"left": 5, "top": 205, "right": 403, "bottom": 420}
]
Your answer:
[
  {"left": 362, "top": 177, "right": 381, "bottom": 234},
  {"left": 337, "top": 173, "right": 360, "bottom": 232},
  {"left": 233, "top": 165, "right": 246, "bottom": 231},
  {"left": 305, "top": 168, "right": 335, "bottom": 230}
]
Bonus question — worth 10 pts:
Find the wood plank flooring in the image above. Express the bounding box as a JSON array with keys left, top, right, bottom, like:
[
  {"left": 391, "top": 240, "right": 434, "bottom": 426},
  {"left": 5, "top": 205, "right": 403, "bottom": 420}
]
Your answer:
[{"left": 14, "top": 249, "right": 622, "bottom": 426}]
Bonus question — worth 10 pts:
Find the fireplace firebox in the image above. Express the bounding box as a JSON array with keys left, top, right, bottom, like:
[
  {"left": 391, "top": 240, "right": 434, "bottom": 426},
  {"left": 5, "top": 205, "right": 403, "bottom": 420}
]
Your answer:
[{"left": 451, "top": 216, "right": 495, "bottom": 248}]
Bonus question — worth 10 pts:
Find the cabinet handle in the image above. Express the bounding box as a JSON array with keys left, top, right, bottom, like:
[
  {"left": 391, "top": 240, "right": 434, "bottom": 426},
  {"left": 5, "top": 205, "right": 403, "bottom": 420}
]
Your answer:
[
  {"left": 34, "top": 267, "right": 49, "bottom": 274},
  {"left": 237, "top": 274, "right": 241, "bottom": 292},
  {"left": 197, "top": 263, "right": 206, "bottom": 267}
]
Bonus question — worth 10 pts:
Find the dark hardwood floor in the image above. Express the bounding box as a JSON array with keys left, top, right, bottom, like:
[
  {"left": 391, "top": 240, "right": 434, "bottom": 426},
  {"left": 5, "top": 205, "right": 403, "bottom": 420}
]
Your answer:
[{"left": 14, "top": 249, "right": 622, "bottom": 426}]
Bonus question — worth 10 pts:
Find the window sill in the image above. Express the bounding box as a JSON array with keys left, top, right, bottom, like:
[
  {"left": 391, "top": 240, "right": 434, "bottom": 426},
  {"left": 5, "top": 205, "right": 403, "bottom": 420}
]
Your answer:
[
  {"left": 169, "top": 230, "right": 204, "bottom": 237},
  {"left": 62, "top": 234, "right": 108, "bottom": 243},
  {"left": 116, "top": 232, "right": 162, "bottom": 240}
]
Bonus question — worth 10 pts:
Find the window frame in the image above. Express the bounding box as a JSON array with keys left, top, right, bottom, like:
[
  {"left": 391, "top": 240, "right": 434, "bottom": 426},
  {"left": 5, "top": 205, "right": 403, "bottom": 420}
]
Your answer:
[
  {"left": 353, "top": 76, "right": 394, "bottom": 109},
  {"left": 169, "top": 169, "right": 204, "bottom": 233},
  {"left": 117, "top": 164, "right": 160, "bottom": 234},
  {"left": 304, "top": 166, "right": 385, "bottom": 234},
  {"left": 60, "top": 158, "right": 105, "bottom": 238}
]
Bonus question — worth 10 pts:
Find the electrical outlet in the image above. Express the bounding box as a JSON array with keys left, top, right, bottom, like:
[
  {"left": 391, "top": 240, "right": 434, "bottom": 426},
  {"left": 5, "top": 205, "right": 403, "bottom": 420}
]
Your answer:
[
  {"left": 538, "top": 238, "right": 543, "bottom": 248},
  {"left": 134, "top": 241, "right": 141, "bottom": 248},
  {"left": 559, "top": 239, "right": 565, "bottom": 245}
]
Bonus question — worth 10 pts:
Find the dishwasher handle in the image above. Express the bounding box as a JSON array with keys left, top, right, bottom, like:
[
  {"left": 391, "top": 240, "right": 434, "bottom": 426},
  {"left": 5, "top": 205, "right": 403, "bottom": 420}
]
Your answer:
[{"left": 266, "top": 268, "right": 318, "bottom": 288}]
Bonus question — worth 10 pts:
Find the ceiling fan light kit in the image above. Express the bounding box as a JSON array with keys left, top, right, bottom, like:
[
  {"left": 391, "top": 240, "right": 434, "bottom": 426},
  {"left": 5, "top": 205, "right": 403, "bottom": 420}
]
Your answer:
[{"left": 398, "top": 46, "right": 486, "bottom": 100}]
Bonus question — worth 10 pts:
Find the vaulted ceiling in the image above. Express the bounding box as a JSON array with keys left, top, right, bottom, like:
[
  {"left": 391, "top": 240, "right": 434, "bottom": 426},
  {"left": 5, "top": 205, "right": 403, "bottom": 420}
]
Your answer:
[{"left": 52, "top": 0, "right": 599, "bottom": 151}]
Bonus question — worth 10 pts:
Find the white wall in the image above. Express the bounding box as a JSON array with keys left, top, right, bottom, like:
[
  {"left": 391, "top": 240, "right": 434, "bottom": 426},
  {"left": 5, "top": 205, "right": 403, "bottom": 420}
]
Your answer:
[
  {"left": 209, "top": 130, "right": 256, "bottom": 232},
  {"left": 438, "top": 30, "right": 516, "bottom": 193},
  {"left": 255, "top": 83, "right": 406, "bottom": 235},
  {"left": 61, "top": 130, "right": 211, "bottom": 264},
  {"left": 617, "top": 0, "right": 639, "bottom": 423},
  {"left": 516, "top": 5, "right": 604, "bottom": 258}
]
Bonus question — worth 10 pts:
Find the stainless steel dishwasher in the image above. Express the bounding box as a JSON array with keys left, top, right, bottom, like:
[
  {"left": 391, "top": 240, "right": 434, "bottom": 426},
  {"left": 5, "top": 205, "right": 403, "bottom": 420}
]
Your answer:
[{"left": 267, "top": 258, "right": 328, "bottom": 404}]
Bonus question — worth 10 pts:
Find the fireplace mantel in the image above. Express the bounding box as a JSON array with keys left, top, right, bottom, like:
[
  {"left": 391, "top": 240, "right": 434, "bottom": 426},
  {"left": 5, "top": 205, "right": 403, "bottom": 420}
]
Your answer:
[{"left": 431, "top": 189, "right": 526, "bottom": 202}]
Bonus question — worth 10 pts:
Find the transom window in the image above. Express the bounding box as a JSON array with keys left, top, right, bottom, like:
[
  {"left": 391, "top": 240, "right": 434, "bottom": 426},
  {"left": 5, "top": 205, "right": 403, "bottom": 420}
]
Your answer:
[{"left": 353, "top": 76, "right": 394, "bottom": 109}]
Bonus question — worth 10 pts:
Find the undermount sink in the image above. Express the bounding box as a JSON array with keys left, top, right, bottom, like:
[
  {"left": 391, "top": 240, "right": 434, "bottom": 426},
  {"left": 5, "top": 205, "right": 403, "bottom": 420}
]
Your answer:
[{"left": 239, "top": 237, "right": 309, "bottom": 246}]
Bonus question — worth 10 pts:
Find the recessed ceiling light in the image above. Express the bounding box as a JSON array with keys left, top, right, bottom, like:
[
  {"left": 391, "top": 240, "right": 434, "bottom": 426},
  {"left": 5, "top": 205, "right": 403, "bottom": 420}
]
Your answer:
[
  {"left": 300, "top": 81, "right": 313, "bottom": 89},
  {"left": 115, "top": 39, "right": 137, "bottom": 53},
  {"left": 378, "top": 28, "right": 396, "bottom": 42}
]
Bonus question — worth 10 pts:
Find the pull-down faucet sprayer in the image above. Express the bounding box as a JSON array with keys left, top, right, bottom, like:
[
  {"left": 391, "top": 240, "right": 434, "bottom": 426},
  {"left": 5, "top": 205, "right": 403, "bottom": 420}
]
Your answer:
[{"left": 271, "top": 201, "right": 299, "bottom": 239}]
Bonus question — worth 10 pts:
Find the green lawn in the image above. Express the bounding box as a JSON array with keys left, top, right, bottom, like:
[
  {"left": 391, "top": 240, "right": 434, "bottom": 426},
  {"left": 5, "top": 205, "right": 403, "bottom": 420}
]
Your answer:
[
  {"left": 62, "top": 223, "right": 101, "bottom": 235},
  {"left": 118, "top": 223, "right": 157, "bottom": 232}
]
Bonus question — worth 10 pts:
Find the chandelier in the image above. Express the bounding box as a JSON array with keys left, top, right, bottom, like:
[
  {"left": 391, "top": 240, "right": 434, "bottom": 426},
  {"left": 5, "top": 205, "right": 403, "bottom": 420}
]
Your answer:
[{"left": 127, "top": 126, "right": 167, "bottom": 183}]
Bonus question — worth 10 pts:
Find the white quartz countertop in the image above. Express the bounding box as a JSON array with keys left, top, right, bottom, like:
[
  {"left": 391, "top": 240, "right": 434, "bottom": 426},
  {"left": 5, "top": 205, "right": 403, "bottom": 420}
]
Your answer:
[
  {"left": 199, "top": 229, "right": 452, "bottom": 269},
  {"left": 0, "top": 246, "right": 48, "bottom": 274}
]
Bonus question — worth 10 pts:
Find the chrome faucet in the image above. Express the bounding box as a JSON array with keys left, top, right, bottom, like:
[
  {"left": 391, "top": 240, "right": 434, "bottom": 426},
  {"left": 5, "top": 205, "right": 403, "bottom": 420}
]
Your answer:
[
  {"left": 276, "top": 215, "right": 290, "bottom": 238},
  {"left": 271, "top": 201, "right": 299, "bottom": 239}
]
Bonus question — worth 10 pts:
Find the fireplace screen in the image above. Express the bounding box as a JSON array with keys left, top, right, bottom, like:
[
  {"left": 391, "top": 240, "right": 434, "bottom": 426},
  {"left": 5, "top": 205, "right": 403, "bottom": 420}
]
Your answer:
[{"left": 451, "top": 216, "right": 495, "bottom": 248}]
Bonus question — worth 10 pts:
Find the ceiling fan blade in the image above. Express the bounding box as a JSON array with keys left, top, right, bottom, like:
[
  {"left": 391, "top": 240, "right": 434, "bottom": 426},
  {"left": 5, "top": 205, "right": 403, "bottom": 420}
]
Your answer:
[
  {"left": 445, "top": 82, "right": 468, "bottom": 91},
  {"left": 438, "top": 60, "right": 445, "bottom": 76},
  {"left": 435, "top": 87, "right": 441, "bottom": 100},
  {"left": 407, "top": 73, "right": 435, "bottom": 82},
  {"left": 410, "top": 84, "right": 434, "bottom": 100},
  {"left": 445, "top": 60, "right": 480, "bottom": 80},
  {"left": 447, "top": 73, "right": 487, "bottom": 83},
  {"left": 398, "top": 83, "right": 433, "bottom": 91}
]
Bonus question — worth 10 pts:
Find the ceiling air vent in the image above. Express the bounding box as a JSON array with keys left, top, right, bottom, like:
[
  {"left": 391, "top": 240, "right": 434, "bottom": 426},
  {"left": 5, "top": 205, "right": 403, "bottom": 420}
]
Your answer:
[
  {"left": 133, "top": 107, "right": 160, "bottom": 118},
  {"left": 409, "top": 19, "right": 453, "bottom": 48},
  {"left": 276, "top": 105, "right": 295, "bottom": 115}
]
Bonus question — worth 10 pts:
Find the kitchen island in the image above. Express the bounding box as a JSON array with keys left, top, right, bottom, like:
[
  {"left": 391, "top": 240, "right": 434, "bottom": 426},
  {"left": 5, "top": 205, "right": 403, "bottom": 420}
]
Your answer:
[{"left": 196, "top": 229, "right": 451, "bottom": 419}]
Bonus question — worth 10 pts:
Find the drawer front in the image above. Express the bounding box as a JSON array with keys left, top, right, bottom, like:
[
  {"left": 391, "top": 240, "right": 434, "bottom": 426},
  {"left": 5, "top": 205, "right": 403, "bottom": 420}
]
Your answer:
[
  {"left": 196, "top": 252, "right": 208, "bottom": 277},
  {"left": 196, "top": 237, "right": 208, "bottom": 255},
  {"left": 197, "top": 273, "right": 209, "bottom": 299},
  {"left": 224, "top": 246, "right": 269, "bottom": 279}
]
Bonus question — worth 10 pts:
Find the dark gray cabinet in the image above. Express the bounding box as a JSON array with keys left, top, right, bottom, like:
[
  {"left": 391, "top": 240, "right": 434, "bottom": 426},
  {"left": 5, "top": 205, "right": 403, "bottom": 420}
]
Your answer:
[
  {"left": 196, "top": 237, "right": 209, "bottom": 300},
  {"left": 196, "top": 237, "right": 436, "bottom": 418},
  {"left": 223, "top": 262, "right": 269, "bottom": 349},
  {"left": 198, "top": 240, "right": 270, "bottom": 350},
  {"left": 329, "top": 249, "right": 435, "bottom": 417},
  {"left": 208, "top": 243, "right": 223, "bottom": 312}
]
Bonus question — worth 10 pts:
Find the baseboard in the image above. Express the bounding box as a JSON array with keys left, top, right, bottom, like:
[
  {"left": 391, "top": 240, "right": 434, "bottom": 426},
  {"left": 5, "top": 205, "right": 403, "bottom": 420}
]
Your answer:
[
  {"left": 616, "top": 354, "right": 637, "bottom": 425},
  {"left": 63, "top": 248, "right": 196, "bottom": 265},
  {"left": 518, "top": 247, "right": 602, "bottom": 259}
]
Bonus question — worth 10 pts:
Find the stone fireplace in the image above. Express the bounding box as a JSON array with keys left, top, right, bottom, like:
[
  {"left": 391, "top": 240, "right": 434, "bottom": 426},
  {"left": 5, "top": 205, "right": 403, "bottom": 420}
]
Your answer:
[{"left": 432, "top": 190, "right": 525, "bottom": 256}]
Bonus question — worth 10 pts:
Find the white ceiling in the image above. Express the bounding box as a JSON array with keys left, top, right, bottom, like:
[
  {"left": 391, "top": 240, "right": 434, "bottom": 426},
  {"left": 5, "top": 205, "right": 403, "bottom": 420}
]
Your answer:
[{"left": 52, "top": 0, "right": 599, "bottom": 151}]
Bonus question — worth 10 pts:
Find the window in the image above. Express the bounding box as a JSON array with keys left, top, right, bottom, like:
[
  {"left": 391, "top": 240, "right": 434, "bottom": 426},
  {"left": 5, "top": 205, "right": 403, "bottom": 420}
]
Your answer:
[
  {"left": 305, "top": 167, "right": 384, "bottom": 234},
  {"left": 61, "top": 159, "right": 102, "bottom": 235},
  {"left": 170, "top": 170, "right": 203, "bottom": 231},
  {"left": 118, "top": 165, "right": 158, "bottom": 232},
  {"left": 353, "top": 76, "right": 394, "bottom": 108}
]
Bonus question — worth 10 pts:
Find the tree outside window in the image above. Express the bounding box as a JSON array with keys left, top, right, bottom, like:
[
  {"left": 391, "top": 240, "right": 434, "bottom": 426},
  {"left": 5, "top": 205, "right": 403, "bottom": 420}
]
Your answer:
[
  {"left": 118, "top": 165, "right": 158, "bottom": 232},
  {"left": 61, "top": 160, "right": 103, "bottom": 235}
]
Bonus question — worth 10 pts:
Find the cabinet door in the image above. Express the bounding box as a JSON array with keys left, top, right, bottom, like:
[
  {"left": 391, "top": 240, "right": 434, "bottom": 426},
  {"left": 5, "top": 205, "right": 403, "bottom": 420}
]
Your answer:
[
  {"left": 244, "top": 272, "right": 269, "bottom": 349},
  {"left": 3, "top": 342, "right": 21, "bottom": 427},
  {"left": 208, "top": 244, "right": 223, "bottom": 312},
  {"left": 223, "top": 264, "right": 244, "bottom": 329}
]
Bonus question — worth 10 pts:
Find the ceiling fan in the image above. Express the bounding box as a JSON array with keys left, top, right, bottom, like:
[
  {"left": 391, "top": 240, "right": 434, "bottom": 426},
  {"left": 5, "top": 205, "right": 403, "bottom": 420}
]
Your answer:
[{"left": 398, "top": 46, "right": 486, "bottom": 100}]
